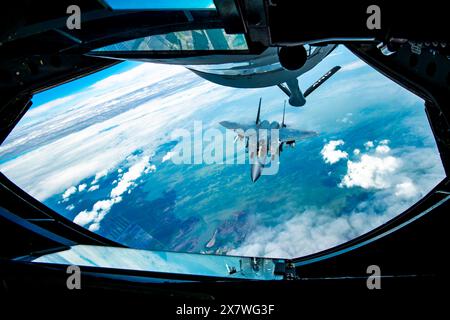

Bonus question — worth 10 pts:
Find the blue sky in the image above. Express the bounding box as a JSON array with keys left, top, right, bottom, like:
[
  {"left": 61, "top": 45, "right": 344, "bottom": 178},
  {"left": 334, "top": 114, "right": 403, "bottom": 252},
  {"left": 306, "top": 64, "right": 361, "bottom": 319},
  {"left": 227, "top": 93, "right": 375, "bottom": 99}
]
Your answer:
[
  {"left": 31, "top": 61, "right": 133, "bottom": 110},
  {"left": 104, "top": 0, "right": 215, "bottom": 10}
]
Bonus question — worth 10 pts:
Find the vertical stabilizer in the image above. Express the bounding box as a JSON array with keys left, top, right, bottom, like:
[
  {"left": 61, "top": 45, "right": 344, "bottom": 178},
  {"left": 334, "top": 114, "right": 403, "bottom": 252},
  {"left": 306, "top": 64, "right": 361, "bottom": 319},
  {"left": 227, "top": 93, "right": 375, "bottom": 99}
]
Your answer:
[{"left": 256, "top": 97, "right": 262, "bottom": 125}]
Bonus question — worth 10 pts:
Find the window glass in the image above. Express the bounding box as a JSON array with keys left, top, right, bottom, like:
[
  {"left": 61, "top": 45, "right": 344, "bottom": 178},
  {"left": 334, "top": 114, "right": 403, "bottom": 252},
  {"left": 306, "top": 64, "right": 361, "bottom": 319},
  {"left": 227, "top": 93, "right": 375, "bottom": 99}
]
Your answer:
[
  {"left": 104, "top": 0, "right": 216, "bottom": 10},
  {"left": 92, "top": 29, "right": 248, "bottom": 52},
  {"left": 32, "top": 245, "right": 283, "bottom": 280},
  {"left": 0, "top": 46, "right": 445, "bottom": 259}
]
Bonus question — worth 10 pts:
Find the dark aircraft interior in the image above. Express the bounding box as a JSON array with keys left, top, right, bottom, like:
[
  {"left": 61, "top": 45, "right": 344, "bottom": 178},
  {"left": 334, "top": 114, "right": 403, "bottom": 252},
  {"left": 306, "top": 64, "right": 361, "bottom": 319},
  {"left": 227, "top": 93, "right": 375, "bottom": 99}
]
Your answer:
[{"left": 0, "top": 0, "right": 449, "bottom": 315}]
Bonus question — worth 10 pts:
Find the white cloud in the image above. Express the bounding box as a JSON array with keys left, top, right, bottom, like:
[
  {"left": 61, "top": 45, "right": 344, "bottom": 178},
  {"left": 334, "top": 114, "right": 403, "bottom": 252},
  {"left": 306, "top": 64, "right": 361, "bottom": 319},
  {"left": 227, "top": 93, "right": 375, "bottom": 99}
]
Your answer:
[
  {"left": 229, "top": 209, "right": 392, "bottom": 259},
  {"left": 18, "top": 65, "right": 180, "bottom": 126},
  {"left": 91, "top": 169, "right": 108, "bottom": 185},
  {"left": 144, "top": 164, "right": 156, "bottom": 174},
  {"left": 339, "top": 141, "right": 426, "bottom": 193},
  {"left": 340, "top": 154, "right": 401, "bottom": 189},
  {"left": 73, "top": 155, "right": 156, "bottom": 231},
  {"left": 78, "top": 183, "right": 87, "bottom": 192},
  {"left": 321, "top": 140, "right": 348, "bottom": 164},
  {"left": 110, "top": 156, "right": 151, "bottom": 198},
  {"left": 162, "top": 151, "right": 175, "bottom": 163},
  {"left": 88, "top": 185, "right": 99, "bottom": 192},
  {"left": 337, "top": 113, "right": 353, "bottom": 124},
  {"left": 375, "top": 144, "right": 390, "bottom": 154},
  {"left": 73, "top": 196, "right": 122, "bottom": 229},
  {"left": 364, "top": 141, "right": 374, "bottom": 149},
  {"left": 88, "top": 223, "right": 101, "bottom": 232},
  {"left": 341, "top": 60, "right": 367, "bottom": 72},
  {"left": 395, "top": 180, "right": 419, "bottom": 198},
  {"left": 66, "top": 204, "right": 75, "bottom": 211},
  {"left": 73, "top": 210, "right": 96, "bottom": 226},
  {"left": 62, "top": 186, "right": 77, "bottom": 200},
  {"left": 92, "top": 198, "right": 118, "bottom": 213},
  {"left": 90, "top": 63, "right": 183, "bottom": 92},
  {"left": 25, "top": 96, "right": 74, "bottom": 119}
]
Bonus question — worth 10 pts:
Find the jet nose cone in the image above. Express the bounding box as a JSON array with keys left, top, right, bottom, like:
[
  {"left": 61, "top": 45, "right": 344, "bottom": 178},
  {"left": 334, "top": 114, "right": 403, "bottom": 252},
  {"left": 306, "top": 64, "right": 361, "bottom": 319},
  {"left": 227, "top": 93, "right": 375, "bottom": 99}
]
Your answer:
[{"left": 251, "top": 162, "right": 263, "bottom": 182}]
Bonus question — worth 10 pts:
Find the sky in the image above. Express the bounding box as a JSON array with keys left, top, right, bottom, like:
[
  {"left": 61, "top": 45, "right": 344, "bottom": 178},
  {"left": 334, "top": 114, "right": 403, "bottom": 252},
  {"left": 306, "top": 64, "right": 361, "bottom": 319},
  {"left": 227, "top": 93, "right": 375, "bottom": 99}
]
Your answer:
[
  {"left": 30, "top": 62, "right": 132, "bottom": 110},
  {"left": 103, "top": 0, "right": 216, "bottom": 10}
]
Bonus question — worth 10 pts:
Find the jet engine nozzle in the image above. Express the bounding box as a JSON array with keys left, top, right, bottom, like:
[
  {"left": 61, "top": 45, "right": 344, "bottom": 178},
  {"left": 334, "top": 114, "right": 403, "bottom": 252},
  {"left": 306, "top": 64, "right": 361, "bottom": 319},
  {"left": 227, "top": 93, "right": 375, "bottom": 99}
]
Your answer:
[{"left": 250, "top": 161, "right": 264, "bottom": 182}]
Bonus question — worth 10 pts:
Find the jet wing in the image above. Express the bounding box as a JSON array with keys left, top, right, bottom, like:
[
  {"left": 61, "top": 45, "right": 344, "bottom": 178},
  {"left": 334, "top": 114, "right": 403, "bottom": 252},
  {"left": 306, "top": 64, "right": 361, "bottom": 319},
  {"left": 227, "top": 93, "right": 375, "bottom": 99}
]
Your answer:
[
  {"left": 279, "top": 129, "right": 318, "bottom": 142},
  {"left": 219, "top": 121, "right": 255, "bottom": 134}
]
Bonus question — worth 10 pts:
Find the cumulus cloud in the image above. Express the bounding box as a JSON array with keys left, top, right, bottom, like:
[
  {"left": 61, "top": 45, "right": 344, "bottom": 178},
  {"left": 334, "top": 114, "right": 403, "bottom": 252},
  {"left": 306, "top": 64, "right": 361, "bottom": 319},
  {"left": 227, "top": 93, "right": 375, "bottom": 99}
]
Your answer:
[
  {"left": 162, "top": 151, "right": 175, "bottom": 163},
  {"left": 321, "top": 140, "right": 349, "bottom": 164},
  {"left": 229, "top": 209, "right": 393, "bottom": 259},
  {"left": 110, "top": 156, "right": 153, "bottom": 198},
  {"left": 91, "top": 169, "right": 108, "bottom": 185},
  {"left": 375, "top": 144, "right": 390, "bottom": 154},
  {"left": 62, "top": 186, "right": 77, "bottom": 201},
  {"left": 364, "top": 141, "right": 374, "bottom": 149},
  {"left": 340, "top": 154, "right": 401, "bottom": 189},
  {"left": 73, "top": 197, "right": 122, "bottom": 230},
  {"left": 73, "top": 155, "right": 155, "bottom": 231},
  {"left": 395, "top": 180, "right": 419, "bottom": 198},
  {"left": 339, "top": 141, "right": 435, "bottom": 203},
  {"left": 144, "top": 164, "right": 156, "bottom": 174},
  {"left": 88, "top": 185, "right": 99, "bottom": 192},
  {"left": 74, "top": 209, "right": 98, "bottom": 226},
  {"left": 78, "top": 183, "right": 87, "bottom": 192}
]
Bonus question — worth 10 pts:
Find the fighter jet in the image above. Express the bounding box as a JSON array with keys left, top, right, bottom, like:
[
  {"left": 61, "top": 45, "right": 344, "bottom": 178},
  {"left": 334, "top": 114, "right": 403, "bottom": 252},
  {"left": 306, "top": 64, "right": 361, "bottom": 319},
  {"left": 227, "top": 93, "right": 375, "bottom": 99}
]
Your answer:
[{"left": 220, "top": 98, "right": 318, "bottom": 182}]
